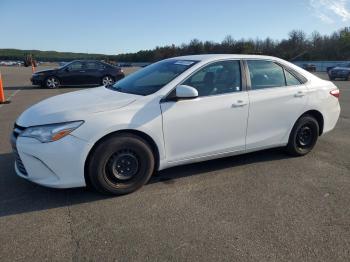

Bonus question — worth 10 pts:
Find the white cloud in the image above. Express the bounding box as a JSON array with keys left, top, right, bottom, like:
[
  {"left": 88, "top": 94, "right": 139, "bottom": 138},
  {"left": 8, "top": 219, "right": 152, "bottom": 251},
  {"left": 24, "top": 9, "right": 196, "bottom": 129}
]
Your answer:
[
  {"left": 317, "top": 12, "right": 335, "bottom": 24},
  {"left": 310, "top": 0, "right": 350, "bottom": 23}
]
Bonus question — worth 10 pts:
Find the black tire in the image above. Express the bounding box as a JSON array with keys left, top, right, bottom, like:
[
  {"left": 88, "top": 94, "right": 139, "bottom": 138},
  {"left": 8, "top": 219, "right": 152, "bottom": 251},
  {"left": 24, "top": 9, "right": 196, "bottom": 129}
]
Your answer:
[
  {"left": 329, "top": 76, "right": 335, "bottom": 81},
  {"left": 44, "top": 76, "right": 60, "bottom": 89},
  {"left": 87, "top": 134, "right": 155, "bottom": 195},
  {"left": 286, "top": 115, "right": 319, "bottom": 156}
]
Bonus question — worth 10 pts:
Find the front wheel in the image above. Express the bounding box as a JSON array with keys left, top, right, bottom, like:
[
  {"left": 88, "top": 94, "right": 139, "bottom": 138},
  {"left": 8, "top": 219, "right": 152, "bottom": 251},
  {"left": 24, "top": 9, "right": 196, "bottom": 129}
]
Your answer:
[
  {"left": 286, "top": 115, "right": 319, "bottom": 156},
  {"left": 45, "top": 76, "right": 60, "bottom": 88},
  {"left": 87, "top": 134, "right": 155, "bottom": 195}
]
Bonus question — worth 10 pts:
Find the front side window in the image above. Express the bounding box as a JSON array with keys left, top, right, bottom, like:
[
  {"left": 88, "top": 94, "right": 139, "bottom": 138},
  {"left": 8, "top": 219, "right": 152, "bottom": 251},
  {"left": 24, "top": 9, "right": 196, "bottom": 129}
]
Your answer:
[
  {"left": 183, "top": 60, "right": 241, "bottom": 97},
  {"left": 67, "top": 62, "right": 83, "bottom": 71},
  {"left": 111, "top": 59, "right": 198, "bottom": 96}
]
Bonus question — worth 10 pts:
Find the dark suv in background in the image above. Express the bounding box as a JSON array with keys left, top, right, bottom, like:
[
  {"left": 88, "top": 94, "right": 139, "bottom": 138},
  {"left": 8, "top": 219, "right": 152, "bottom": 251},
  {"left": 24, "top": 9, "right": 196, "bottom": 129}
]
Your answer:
[
  {"left": 327, "top": 62, "right": 350, "bottom": 81},
  {"left": 31, "top": 60, "right": 125, "bottom": 88}
]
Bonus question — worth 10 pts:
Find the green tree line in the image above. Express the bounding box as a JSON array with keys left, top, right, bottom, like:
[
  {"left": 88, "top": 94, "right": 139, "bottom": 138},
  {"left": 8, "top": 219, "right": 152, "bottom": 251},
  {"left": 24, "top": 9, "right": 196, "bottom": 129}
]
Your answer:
[{"left": 1, "top": 27, "right": 349, "bottom": 63}]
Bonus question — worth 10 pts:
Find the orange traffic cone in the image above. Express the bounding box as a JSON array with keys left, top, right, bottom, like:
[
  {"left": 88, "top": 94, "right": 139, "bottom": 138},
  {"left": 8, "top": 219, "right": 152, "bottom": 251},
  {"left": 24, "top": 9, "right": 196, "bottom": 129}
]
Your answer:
[{"left": 0, "top": 71, "right": 7, "bottom": 104}]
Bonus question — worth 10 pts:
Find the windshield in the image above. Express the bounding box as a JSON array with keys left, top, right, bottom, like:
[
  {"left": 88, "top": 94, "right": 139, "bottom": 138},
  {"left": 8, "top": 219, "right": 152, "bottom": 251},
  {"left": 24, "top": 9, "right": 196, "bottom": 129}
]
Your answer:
[{"left": 110, "top": 59, "right": 198, "bottom": 96}]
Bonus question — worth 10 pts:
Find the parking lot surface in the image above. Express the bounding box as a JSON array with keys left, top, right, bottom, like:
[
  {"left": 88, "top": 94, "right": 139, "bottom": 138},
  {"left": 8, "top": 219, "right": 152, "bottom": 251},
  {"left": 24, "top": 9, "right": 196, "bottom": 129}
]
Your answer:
[{"left": 0, "top": 66, "right": 349, "bottom": 261}]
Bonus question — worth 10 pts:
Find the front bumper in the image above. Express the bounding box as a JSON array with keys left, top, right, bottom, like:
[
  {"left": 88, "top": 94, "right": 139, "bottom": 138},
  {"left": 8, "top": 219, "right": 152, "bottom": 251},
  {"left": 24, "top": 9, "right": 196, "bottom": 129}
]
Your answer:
[
  {"left": 11, "top": 128, "right": 91, "bottom": 188},
  {"left": 30, "top": 75, "right": 44, "bottom": 85}
]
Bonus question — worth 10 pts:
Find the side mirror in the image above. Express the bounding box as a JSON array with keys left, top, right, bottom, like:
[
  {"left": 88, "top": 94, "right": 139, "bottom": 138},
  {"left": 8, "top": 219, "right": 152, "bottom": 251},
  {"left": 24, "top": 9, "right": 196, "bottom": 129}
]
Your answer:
[
  {"left": 175, "top": 85, "right": 198, "bottom": 99},
  {"left": 64, "top": 67, "right": 70, "bottom": 72}
]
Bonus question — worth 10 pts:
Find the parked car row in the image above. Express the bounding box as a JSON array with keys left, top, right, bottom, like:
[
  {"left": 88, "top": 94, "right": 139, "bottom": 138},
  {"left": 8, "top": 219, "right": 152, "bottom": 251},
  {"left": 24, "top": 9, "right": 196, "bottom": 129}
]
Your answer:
[
  {"left": 31, "top": 60, "right": 125, "bottom": 88},
  {"left": 0, "top": 60, "right": 23, "bottom": 66}
]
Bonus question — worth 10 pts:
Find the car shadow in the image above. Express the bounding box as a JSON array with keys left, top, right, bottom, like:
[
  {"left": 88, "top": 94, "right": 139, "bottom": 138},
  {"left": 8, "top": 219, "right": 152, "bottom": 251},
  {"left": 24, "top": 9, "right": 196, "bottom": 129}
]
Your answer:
[{"left": 0, "top": 148, "right": 290, "bottom": 217}]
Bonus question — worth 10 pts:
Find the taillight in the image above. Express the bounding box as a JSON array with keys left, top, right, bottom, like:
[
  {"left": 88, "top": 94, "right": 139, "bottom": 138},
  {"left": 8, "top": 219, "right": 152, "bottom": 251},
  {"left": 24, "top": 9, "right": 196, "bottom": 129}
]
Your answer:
[{"left": 330, "top": 89, "right": 340, "bottom": 98}]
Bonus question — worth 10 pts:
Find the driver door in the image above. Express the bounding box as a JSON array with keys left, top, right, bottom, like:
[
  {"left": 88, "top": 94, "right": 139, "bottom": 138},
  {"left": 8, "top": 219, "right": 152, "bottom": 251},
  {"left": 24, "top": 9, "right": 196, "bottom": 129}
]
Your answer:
[
  {"left": 59, "top": 61, "right": 87, "bottom": 85},
  {"left": 160, "top": 60, "right": 249, "bottom": 163}
]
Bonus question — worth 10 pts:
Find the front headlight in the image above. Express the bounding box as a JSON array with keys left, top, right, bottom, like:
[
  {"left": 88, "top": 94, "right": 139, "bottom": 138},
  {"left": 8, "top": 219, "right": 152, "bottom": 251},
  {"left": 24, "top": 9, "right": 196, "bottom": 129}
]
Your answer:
[{"left": 19, "top": 121, "right": 84, "bottom": 143}]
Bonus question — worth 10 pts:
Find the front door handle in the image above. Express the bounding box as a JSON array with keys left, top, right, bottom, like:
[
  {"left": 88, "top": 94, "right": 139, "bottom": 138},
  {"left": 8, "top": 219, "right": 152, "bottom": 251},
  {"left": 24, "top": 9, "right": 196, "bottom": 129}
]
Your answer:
[
  {"left": 79, "top": 70, "right": 86, "bottom": 73},
  {"left": 232, "top": 100, "right": 248, "bottom": 108},
  {"left": 294, "top": 91, "right": 306, "bottom": 97}
]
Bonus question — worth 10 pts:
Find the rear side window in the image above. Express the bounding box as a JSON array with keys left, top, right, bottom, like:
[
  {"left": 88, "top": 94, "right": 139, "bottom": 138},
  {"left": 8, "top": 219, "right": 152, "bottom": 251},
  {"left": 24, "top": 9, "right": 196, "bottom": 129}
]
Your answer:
[
  {"left": 285, "top": 70, "right": 301, "bottom": 86},
  {"left": 247, "top": 60, "right": 285, "bottom": 89},
  {"left": 85, "top": 62, "right": 105, "bottom": 70}
]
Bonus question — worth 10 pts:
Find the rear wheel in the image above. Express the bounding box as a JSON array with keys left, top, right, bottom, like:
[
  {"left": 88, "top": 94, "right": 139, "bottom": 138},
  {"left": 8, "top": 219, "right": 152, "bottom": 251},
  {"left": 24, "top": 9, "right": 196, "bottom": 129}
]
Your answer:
[
  {"left": 286, "top": 115, "right": 319, "bottom": 156},
  {"left": 87, "top": 134, "right": 155, "bottom": 195},
  {"left": 45, "top": 76, "right": 60, "bottom": 89},
  {"left": 101, "top": 75, "right": 115, "bottom": 87}
]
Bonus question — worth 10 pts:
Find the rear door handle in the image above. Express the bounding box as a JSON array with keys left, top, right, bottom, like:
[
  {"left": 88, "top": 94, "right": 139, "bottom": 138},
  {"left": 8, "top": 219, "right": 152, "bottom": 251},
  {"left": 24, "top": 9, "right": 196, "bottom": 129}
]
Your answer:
[
  {"left": 294, "top": 91, "right": 306, "bottom": 97},
  {"left": 232, "top": 100, "right": 248, "bottom": 108}
]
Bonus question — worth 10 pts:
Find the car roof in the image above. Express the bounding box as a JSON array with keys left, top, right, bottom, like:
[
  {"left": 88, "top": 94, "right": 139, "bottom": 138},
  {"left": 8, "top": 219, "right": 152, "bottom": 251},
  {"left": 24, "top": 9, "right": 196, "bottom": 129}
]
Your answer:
[
  {"left": 169, "top": 54, "right": 280, "bottom": 62},
  {"left": 72, "top": 60, "right": 103, "bottom": 63}
]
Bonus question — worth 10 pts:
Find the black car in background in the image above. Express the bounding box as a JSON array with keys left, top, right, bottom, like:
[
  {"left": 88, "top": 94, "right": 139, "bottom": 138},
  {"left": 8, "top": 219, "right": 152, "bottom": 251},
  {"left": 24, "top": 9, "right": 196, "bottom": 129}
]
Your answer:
[
  {"left": 327, "top": 63, "right": 350, "bottom": 73},
  {"left": 31, "top": 60, "right": 125, "bottom": 88},
  {"left": 302, "top": 63, "right": 316, "bottom": 72}
]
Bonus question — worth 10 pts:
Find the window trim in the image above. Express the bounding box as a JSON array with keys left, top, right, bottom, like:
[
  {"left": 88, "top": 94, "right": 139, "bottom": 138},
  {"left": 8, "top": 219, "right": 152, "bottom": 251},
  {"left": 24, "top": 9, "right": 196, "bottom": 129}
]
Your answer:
[{"left": 162, "top": 59, "right": 246, "bottom": 102}]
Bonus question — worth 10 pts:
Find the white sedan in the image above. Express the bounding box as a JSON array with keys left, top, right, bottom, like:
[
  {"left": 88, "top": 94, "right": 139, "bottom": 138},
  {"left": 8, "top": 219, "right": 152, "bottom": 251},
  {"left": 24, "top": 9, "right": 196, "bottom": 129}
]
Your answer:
[{"left": 12, "top": 55, "right": 340, "bottom": 195}]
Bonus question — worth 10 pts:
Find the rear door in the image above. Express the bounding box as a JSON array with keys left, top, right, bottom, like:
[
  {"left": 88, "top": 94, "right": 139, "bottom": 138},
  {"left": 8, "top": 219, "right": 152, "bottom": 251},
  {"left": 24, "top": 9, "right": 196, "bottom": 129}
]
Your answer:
[
  {"left": 245, "top": 60, "right": 308, "bottom": 149},
  {"left": 84, "top": 61, "right": 105, "bottom": 84}
]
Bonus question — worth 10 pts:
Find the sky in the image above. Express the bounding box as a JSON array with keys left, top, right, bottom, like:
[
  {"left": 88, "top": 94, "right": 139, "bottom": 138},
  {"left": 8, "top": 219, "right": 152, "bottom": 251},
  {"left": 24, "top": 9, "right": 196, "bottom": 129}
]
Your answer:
[{"left": 0, "top": 0, "right": 349, "bottom": 55}]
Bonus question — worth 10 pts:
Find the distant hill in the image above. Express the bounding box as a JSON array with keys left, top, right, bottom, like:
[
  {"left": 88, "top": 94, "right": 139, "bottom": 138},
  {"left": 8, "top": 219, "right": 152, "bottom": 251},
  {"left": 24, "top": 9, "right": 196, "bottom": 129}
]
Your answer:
[{"left": 1, "top": 27, "right": 349, "bottom": 63}]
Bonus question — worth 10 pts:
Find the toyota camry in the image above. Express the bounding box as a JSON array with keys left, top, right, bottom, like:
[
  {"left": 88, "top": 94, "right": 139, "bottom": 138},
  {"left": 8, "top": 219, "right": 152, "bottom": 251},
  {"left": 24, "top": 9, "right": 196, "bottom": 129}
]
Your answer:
[{"left": 12, "top": 55, "right": 340, "bottom": 195}]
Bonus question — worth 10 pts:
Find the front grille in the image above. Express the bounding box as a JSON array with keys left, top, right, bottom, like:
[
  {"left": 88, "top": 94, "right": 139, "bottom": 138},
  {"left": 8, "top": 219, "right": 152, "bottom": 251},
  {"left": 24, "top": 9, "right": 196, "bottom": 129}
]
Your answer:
[{"left": 12, "top": 123, "right": 28, "bottom": 176}]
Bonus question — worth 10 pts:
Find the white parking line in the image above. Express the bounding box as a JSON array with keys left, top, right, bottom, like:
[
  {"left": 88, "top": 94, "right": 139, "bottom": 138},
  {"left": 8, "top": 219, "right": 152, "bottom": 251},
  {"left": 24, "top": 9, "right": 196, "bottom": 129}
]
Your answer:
[{"left": 0, "top": 89, "right": 21, "bottom": 108}]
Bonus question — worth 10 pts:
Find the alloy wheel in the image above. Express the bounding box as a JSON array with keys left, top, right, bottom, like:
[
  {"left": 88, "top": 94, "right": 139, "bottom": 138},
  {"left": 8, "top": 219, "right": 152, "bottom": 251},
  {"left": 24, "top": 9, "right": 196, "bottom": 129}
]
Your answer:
[
  {"left": 46, "top": 77, "right": 59, "bottom": 88},
  {"left": 102, "top": 76, "right": 114, "bottom": 86}
]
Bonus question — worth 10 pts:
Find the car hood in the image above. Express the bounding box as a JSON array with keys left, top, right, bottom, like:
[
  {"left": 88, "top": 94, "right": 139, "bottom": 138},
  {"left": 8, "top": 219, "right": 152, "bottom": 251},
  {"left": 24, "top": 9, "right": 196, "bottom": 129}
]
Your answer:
[
  {"left": 16, "top": 86, "right": 139, "bottom": 127},
  {"left": 33, "top": 69, "right": 57, "bottom": 74}
]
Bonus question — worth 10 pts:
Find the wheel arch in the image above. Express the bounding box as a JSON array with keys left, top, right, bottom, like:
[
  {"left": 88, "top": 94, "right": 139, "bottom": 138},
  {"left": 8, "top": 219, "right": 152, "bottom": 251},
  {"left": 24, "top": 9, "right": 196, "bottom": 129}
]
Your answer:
[
  {"left": 102, "top": 74, "right": 115, "bottom": 81},
  {"left": 299, "top": 109, "right": 324, "bottom": 135},
  {"left": 84, "top": 129, "right": 160, "bottom": 187}
]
